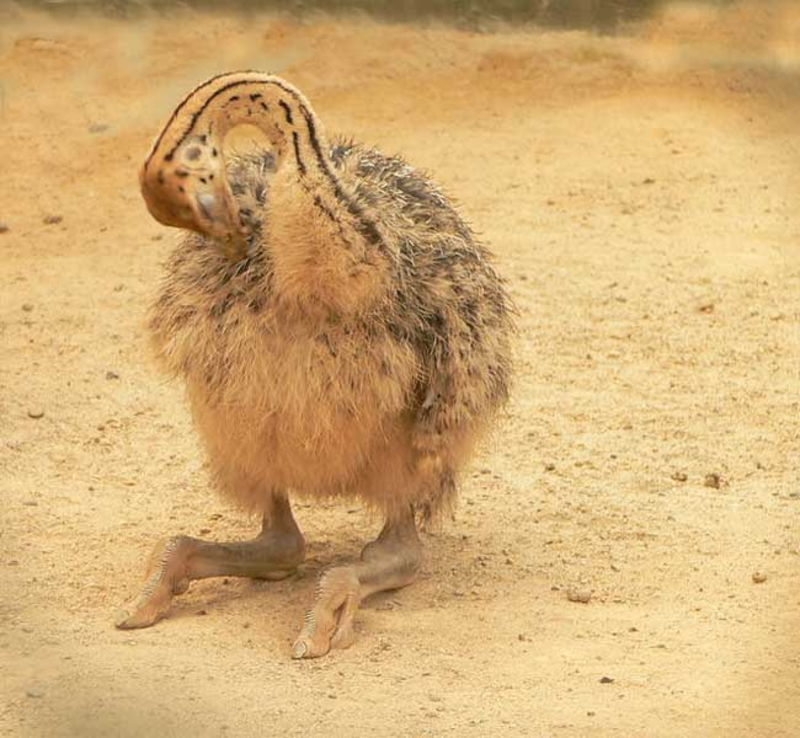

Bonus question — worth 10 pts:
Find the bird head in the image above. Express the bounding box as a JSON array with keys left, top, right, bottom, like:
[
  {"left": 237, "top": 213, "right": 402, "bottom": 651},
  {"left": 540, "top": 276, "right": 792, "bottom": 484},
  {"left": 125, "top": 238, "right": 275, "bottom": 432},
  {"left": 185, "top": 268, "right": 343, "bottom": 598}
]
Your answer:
[{"left": 139, "top": 134, "right": 250, "bottom": 259}]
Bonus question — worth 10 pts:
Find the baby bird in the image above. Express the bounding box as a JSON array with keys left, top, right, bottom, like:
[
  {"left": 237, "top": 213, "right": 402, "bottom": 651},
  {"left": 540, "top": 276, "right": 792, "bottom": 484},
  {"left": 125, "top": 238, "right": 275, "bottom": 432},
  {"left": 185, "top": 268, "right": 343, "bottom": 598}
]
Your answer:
[{"left": 116, "top": 72, "right": 512, "bottom": 658}]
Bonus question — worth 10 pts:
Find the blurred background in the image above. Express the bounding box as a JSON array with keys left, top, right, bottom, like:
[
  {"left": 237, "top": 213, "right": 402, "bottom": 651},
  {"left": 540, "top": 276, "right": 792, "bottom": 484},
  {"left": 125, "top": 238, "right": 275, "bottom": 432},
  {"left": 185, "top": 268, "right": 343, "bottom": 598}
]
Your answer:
[{"left": 7, "top": 0, "right": 738, "bottom": 29}]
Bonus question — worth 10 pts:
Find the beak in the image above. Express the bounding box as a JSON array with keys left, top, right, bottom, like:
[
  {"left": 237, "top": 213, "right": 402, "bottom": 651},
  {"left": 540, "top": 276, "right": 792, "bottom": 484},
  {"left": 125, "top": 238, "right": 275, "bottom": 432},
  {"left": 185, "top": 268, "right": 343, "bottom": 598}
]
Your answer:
[{"left": 139, "top": 163, "right": 250, "bottom": 260}]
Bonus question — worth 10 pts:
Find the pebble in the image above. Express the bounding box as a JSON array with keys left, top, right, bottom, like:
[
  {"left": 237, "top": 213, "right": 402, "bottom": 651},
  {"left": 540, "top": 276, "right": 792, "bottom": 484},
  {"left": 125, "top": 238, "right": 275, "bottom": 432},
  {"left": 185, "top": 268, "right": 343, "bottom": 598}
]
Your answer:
[
  {"left": 27, "top": 409, "right": 45, "bottom": 419},
  {"left": 30, "top": 38, "right": 62, "bottom": 51},
  {"left": 0, "top": 222, "right": 9, "bottom": 234},
  {"left": 22, "top": 303, "right": 34, "bottom": 312},
  {"left": 704, "top": 473, "right": 722, "bottom": 489},
  {"left": 544, "top": 462, "right": 556, "bottom": 472},
  {"left": 671, "top": 471, "right": 688, "bottom": 482},
  {"left": 26, "top": 689, "right": 44, "bottom": 699},
  {"left": 752, "top": 572, "right": 767, "bottom": 584},
  {"left": 599, "top": 676, "right": 614, "bottom": 684},
  {"left": 105, "top": 371, "right": 120, "bottom": 380},
  {"left": 43, "top": 215, "right": 63, "bottom": 225},
  {"left": 567, "top": 588, "right": 592, "bottom": 604}
]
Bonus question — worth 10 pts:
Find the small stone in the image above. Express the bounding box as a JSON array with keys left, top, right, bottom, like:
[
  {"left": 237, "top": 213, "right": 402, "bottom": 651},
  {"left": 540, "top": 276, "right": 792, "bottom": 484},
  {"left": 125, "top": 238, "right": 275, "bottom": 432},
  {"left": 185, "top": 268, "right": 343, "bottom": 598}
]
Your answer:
[
  {"left": 599, "top": 676, "right": 614, "bottom": 684},
  {"left": 88, "top": 123, "right": 109, "bottom": 134},
  {"left": 698, "top": 303, "right": 715, "bottom": 314},
  {"left": 544, "top": 462, "right": 556, "bottom": 472},
  {"left": 105, "top": 371, "right": 120, "bottom": 380},
  {"left": 642, "top": 177, "right": 656, "bottom": 184},
  {"left": 752, "top": 572, "right": 767, "bottom": 584},
  {"left": 30, "top": 38, "right": 62, "bottom": 51},
  {"left": 23, "top": 500, "right": 38, "bottom": 507},
  {"left": 151, "top": 234, "right": 163, "bottom": 241},
  {"left": 567, "top": 588, "right": 592, "bottom": 604},
  {"left": 0, "top": 223, "right": 9, "bottom": 234},
  {"left": 43, "top": 215, "right": 63, "bottom": 225},
  {"left": 21, "top": 303, "right": 34, "bottom": 312},
  {"left": 671, "top": 471, "right": 688, "bottom": 482},
  {"left": 199, "top": 527, "right": 211, "bottom": 535},
  {"left": 26, "top": 689, "right": 44, "bottom": 699},
  {"left": 704, "top": 473, "right": 722, "bottom": 489},
  {"left": 27, "top": 409, "right": 45, "bottom": 419}
]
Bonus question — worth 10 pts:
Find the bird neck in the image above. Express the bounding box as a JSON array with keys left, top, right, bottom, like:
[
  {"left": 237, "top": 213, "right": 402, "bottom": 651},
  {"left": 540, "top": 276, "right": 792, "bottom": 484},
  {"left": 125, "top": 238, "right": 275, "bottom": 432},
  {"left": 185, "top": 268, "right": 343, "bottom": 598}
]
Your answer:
[{"left": 142, "top": 72, "right": 389, "bottom": 317}]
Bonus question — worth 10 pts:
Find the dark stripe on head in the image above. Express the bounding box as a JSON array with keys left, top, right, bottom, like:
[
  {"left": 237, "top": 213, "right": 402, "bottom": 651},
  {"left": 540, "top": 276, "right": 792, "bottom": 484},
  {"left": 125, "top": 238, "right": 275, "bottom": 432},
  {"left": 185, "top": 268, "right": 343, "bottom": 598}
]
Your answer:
[
  {"left": 292, "top": 132, "right": 306, "bottom": 176},
  {"left": 278, "top": 100, "right": 294, "bottom": 125}
]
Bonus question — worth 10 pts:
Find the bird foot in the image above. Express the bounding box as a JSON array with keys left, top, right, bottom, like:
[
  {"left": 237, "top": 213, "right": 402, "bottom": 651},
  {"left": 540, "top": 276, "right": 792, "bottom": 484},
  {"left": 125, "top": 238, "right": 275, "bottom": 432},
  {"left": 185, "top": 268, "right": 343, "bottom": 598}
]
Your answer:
[
  {"left": 292, "top": 517, "right": 422, "bottom": 659},
  {"left": 116, "top": 536, "right": 190, "bottom": 629},
  {"left": 292, "top": 566, "right": 362, "bottom": 658},
  {"left": 115, "top": 510, "right": 305, "bottom": 630}
]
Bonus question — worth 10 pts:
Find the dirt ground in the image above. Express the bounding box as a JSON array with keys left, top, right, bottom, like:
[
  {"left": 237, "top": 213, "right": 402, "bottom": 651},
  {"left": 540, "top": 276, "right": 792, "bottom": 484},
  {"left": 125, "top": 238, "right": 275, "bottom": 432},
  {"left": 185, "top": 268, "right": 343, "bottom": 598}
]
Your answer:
[{"left": 1, "top": 2, "right": 799, "bottom": 736}]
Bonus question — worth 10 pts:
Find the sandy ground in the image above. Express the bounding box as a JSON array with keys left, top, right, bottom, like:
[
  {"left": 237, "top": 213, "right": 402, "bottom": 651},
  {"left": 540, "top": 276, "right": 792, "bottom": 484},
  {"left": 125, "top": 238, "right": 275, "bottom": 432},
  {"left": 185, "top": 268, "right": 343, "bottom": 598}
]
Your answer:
[{"left": 1, "top": 2, "right": 799, "bottom": 736}]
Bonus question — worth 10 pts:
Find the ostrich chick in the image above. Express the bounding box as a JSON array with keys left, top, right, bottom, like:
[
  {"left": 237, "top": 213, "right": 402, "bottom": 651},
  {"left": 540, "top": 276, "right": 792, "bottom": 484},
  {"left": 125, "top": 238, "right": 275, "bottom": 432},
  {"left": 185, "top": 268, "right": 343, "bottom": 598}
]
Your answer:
[{"left": 116, "top": 72, "right": 512, "bottom": 658}]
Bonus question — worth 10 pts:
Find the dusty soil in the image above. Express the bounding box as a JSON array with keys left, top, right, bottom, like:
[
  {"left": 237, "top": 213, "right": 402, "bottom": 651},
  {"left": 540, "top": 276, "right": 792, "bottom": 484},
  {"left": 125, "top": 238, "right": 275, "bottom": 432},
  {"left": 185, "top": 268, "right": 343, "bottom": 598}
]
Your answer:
[{"left": 1, "top": 3, "right": 799, "bottom": 736}]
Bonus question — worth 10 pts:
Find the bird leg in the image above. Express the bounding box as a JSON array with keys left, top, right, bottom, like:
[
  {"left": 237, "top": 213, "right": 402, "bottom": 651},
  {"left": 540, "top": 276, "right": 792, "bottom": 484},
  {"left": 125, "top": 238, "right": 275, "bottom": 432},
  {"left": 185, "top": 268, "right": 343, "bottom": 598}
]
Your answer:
[
  {"left": 292, "top": 508, "right": 422, "bottom": 659},
  {"left": 115, "top": 495, "right": 305, "bottom": 630}
]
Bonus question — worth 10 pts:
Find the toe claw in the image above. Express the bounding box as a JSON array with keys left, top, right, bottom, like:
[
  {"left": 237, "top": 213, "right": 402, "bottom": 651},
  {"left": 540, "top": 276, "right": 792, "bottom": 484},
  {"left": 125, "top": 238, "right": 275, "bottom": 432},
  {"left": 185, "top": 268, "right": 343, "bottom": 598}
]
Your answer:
[
  {"left": 291, "top": 640, "right": 308, "bottom": 660},
  {"left": 114, "top": 609, "right": 132, "bottom": 629}
]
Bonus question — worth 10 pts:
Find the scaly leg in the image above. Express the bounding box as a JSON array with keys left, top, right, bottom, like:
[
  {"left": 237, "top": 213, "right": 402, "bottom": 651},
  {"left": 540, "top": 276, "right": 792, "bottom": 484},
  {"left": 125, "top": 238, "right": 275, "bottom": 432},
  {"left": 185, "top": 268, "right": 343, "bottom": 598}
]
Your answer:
[
  {"left": 292, "top": 507, "right": 422, "bottom": 659},
  {"left": 115, "top": 493, "right": 305, "bottom": 629}
]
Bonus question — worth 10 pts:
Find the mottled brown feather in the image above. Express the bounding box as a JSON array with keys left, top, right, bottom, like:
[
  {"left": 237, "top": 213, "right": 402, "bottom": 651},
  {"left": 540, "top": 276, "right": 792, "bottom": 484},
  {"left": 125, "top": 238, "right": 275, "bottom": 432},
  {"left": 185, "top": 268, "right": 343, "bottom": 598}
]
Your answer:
[{"left": 149, "top": 136, "right": 513, "bottom": 524}]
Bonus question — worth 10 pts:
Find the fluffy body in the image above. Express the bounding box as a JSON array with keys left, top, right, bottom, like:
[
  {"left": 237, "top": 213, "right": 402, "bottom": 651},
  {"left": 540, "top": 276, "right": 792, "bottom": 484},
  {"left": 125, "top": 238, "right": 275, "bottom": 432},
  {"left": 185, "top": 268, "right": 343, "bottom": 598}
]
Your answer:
[{"left": 150, "top": 141, "right": 512, "bottom": 522}]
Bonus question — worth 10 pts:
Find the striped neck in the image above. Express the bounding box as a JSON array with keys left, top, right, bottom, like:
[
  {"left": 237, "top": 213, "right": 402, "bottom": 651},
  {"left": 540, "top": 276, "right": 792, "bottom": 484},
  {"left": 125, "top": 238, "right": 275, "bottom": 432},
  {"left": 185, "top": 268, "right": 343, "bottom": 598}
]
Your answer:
[{"left": 139, "top": 72, "right": 341, "bottom": 255}]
